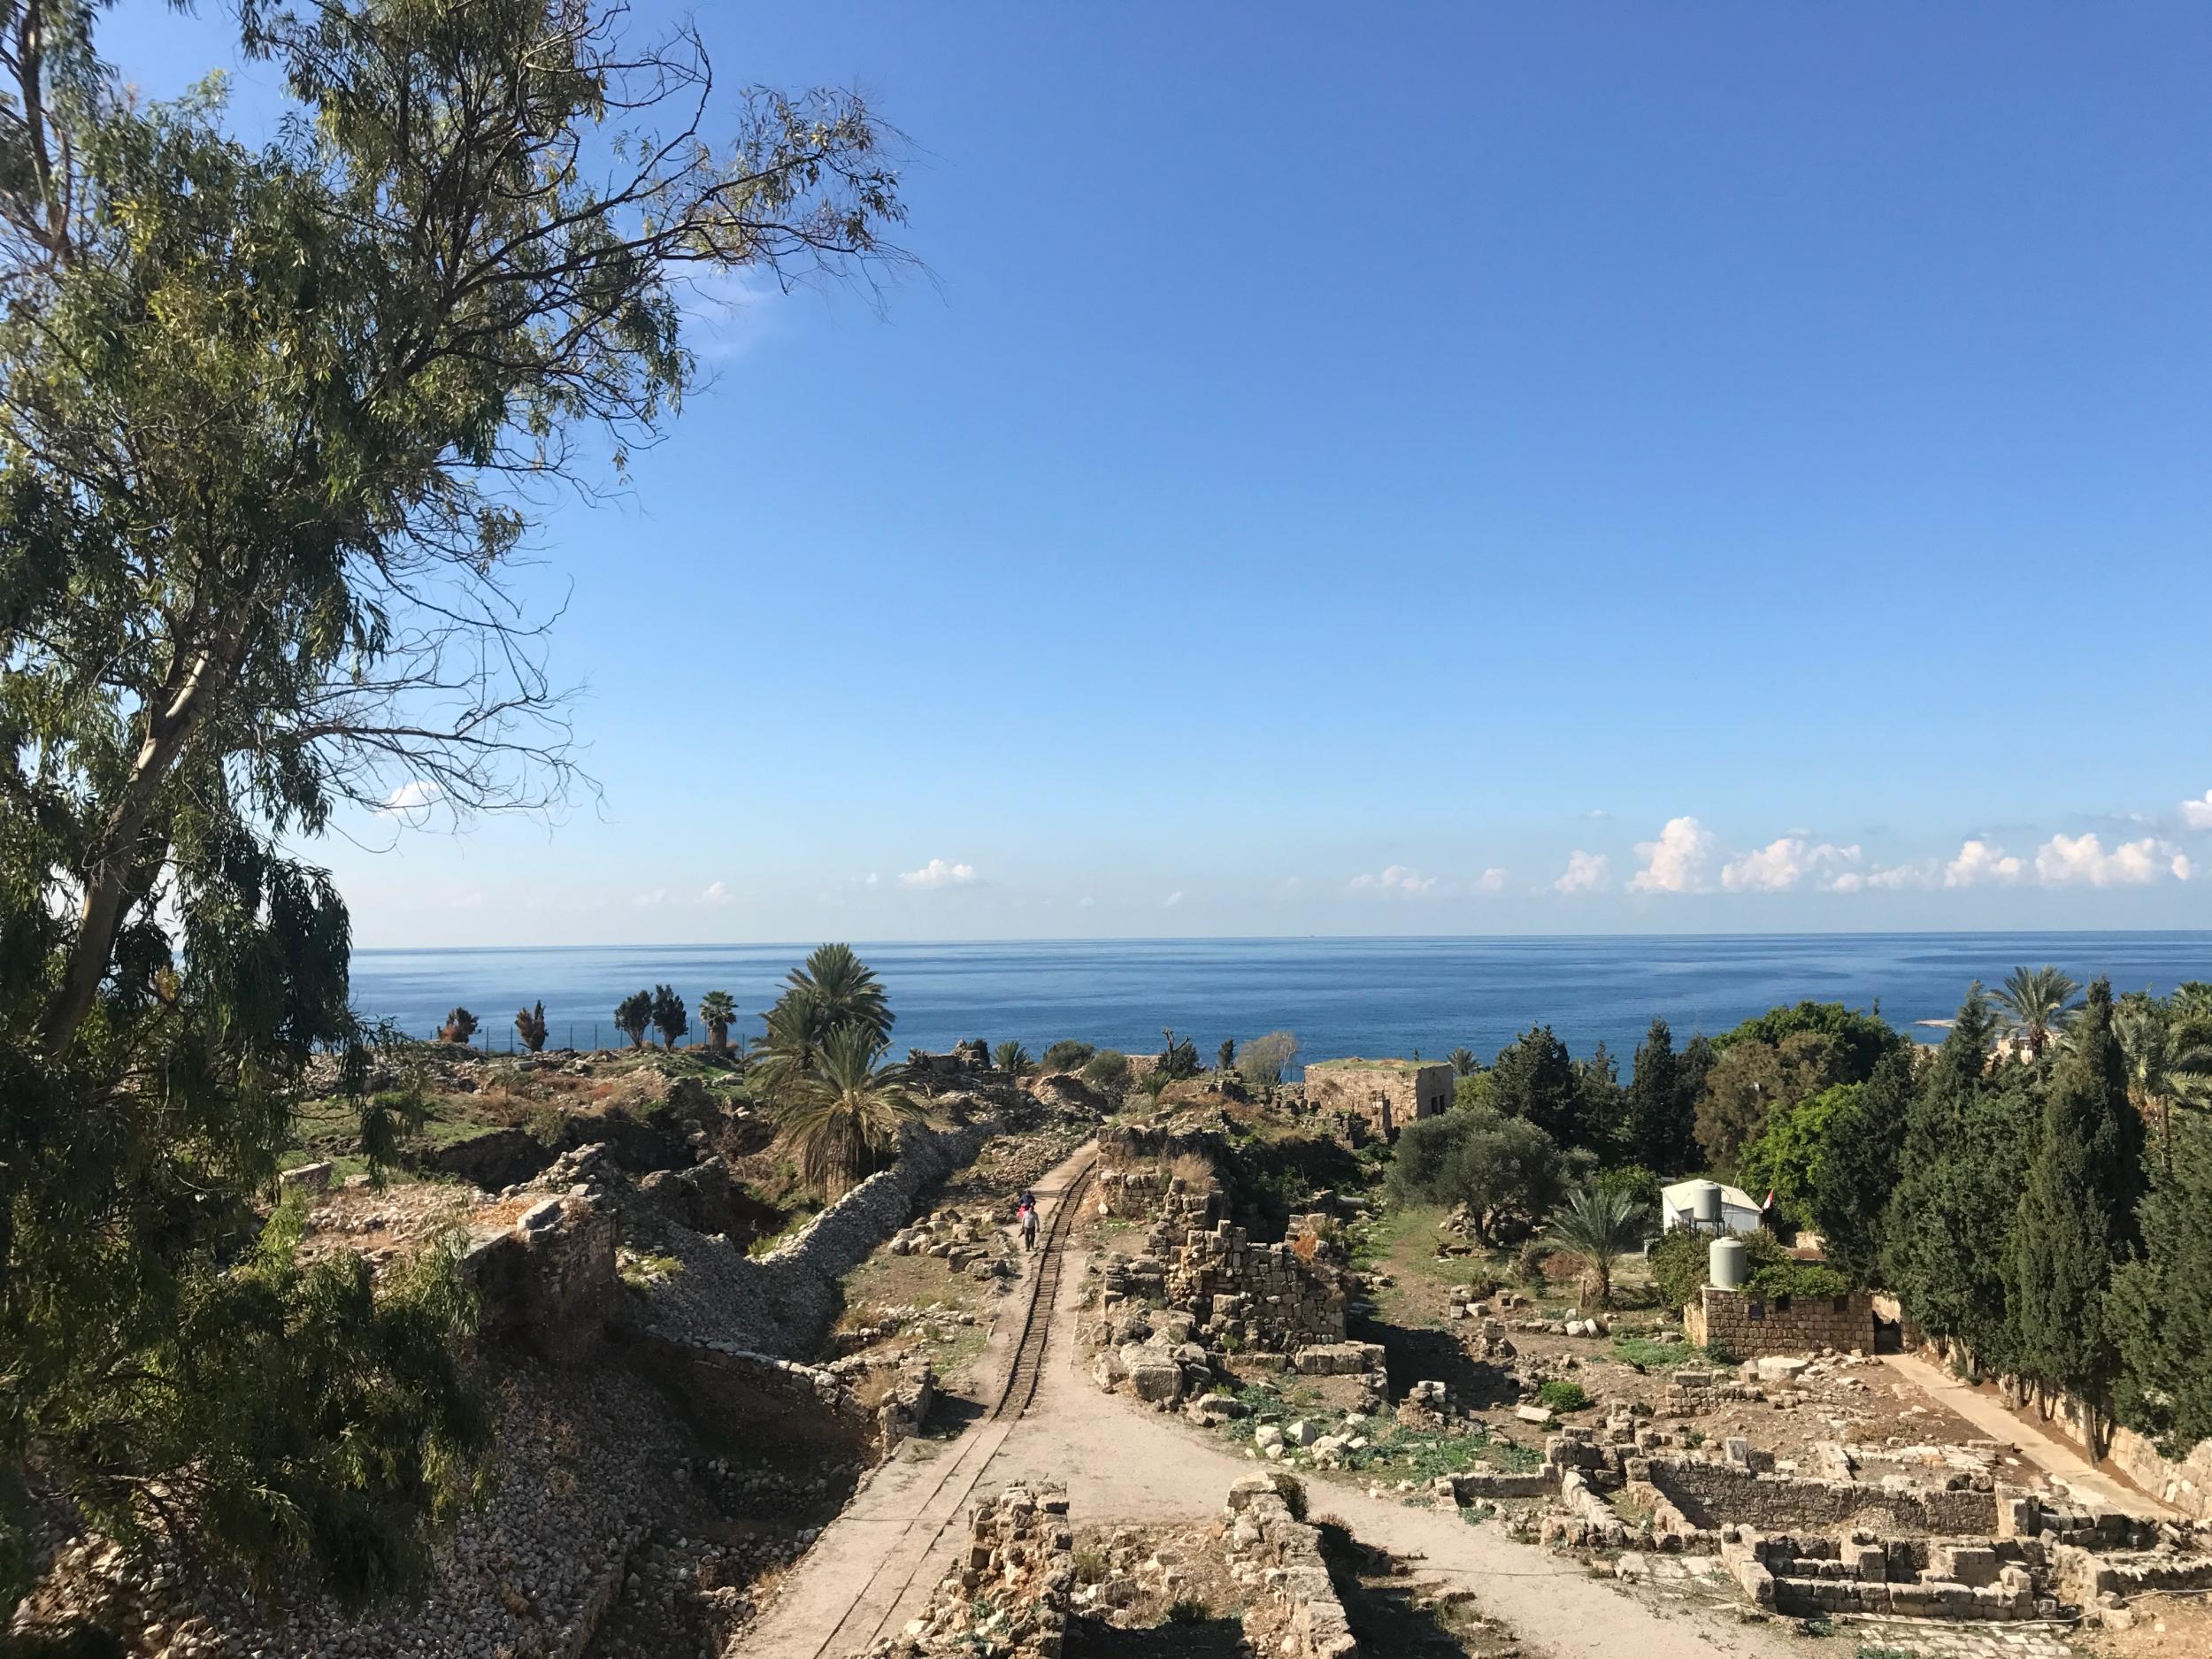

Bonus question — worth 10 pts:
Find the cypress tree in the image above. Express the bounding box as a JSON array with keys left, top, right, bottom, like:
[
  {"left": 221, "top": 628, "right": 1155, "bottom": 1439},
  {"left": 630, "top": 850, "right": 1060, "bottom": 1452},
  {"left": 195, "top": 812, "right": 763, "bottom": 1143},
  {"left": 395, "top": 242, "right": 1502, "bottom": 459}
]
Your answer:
[
  {"left": 2111, "top": 1109, "right": 2212, "bottom": 1453},
  {"left": 1487, "top": 1025, "right": 1585, "bottom": 1148},
  {"left": 1886, "top": 987, "right": 2029, "bottom": 1365},
  {"left": 1807, "top": 1048, "right": 1914, "bottom": 1284},
  {"left": 1628, "top": 1018, "right": 1697, "bottom": 1173},
  {"left": 2009, "top": 979, "right": 2145, "bottom": 1409}
]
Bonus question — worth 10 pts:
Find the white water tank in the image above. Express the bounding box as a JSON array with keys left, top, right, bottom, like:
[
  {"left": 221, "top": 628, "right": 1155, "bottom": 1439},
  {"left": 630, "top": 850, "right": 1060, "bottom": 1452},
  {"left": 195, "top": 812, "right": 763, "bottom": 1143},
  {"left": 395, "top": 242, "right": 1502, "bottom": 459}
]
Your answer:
[
  {"left": 1709, "top": 1234, "right": 1747, "bottom": 1291},
  {"left": 1691, "top": 1180, "right": 1723, "bottom": 1231}
]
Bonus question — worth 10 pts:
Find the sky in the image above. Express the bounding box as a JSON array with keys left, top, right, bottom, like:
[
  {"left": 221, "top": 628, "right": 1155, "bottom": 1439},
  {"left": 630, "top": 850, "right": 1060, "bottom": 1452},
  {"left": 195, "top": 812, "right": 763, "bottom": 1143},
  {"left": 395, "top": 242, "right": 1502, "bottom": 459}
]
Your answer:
[{"left": 102, "top": 3, "right": 2212, "bottom": 944}]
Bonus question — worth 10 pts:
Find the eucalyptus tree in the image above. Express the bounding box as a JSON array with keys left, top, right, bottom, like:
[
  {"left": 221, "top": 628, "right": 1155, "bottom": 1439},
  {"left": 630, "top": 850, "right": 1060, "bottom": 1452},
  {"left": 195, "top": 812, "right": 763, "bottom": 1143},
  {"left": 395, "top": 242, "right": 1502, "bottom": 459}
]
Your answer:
[{"left": 0, "top": 0, "right": 905, "bottom": 1609}]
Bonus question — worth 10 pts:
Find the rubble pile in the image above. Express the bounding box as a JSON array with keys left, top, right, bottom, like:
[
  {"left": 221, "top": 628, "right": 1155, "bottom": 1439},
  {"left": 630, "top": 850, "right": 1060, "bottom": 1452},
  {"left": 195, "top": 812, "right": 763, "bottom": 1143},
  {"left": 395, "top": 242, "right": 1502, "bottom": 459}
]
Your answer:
[{"left": 862, "top": 1485, "right": 1072, "bottom": 1659}]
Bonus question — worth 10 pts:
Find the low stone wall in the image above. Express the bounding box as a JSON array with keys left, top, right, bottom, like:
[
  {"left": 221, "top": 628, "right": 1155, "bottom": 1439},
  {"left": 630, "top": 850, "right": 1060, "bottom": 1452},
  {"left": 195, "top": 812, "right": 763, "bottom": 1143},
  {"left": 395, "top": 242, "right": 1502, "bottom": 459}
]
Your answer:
[
  {"left": 630, "top": 1333, "right": 892, "bottom": 1456},
  {"left": 1436, "top": 1469, "right": 1555, "bottom": 1502},
  {"left": 1724, "top": 1529, "right": 2040, "bottom": 1621},
  {"left": 1223, "top": 1477, "right": 1356, "bottom": 1659},
  {"left": 1686, "top": 1286, "right": 1876, "bottom": 1358},
  {"left": 1641, "top": 1457, "right": 1997, "bottom": 1535}
]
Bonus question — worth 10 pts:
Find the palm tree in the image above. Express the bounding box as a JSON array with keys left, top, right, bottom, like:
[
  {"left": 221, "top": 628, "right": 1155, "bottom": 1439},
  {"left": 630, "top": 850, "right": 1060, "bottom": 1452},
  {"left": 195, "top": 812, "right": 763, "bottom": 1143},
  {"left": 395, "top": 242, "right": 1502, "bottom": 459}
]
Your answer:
[
  {"left": 2114, "top": 991, "right": 2212, "bottom": 1170},
  {"left": 780, "top": 942, "right": 892, "bottom": 1045},
  {"left": 994, "top": 1040, "right": 1033, "bottom": 1079},
  {"left": 773, "top": 1027, "right": 925, "bottom": 1197},
  {"left": 753, "top": 986, "right": 828, "bottom": 1100},
  {"left": 698, "top": 990, "right": 737, "bottom": 1056},
  {"left": 1543, "top": 1185, "right": 1651, "bottom": 1310},
  {"left": 1992, "top": 965, "right": 2081, "bottom": 1062},
  {"left": 1447, "top": 1047, "right": 1479, "bottom": 1078}
]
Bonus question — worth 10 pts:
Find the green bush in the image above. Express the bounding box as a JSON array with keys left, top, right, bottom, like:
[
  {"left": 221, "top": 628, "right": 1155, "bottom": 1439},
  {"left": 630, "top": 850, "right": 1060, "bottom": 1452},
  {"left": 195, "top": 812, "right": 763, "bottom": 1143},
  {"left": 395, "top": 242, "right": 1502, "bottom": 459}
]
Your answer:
[
  {"left": 1647, "top": 1225, "right": 1789, "bottom": 1310},
  {"left": 1515, "top": 1239, "right": 1554, "bottom": 1287},
  {"left": 1081, "top": 1048, "right": 1131, "bottom": 1089},
  {"left": 1594, "top": 1163, "right": 1663, "bottom": 1208},
  {"left": 1748, "top": 1259, "right": 1853, "bottom": 1300},
  {"left": 1041, "top": 1039, "right": 1094, "bottom": 1072},
  {"left": 1537, "top": 1379, "right": 1592, "bottom": 1412}
]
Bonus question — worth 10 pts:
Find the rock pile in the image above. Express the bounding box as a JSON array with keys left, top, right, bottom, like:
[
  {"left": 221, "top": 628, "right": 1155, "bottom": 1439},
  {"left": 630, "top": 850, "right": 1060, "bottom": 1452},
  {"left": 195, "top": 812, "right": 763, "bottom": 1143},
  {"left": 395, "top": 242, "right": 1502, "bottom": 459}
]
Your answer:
[{"left": 863, "top": 1485, "right": 1072, "bottom": 1659}]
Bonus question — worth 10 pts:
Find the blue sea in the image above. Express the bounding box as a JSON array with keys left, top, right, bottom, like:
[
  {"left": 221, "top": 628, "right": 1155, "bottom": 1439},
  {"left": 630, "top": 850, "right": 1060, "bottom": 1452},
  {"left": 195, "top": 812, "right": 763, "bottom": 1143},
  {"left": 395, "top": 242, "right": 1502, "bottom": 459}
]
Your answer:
[{"left": 346, "top": 933, "right": 2212, "bottom": 1071}]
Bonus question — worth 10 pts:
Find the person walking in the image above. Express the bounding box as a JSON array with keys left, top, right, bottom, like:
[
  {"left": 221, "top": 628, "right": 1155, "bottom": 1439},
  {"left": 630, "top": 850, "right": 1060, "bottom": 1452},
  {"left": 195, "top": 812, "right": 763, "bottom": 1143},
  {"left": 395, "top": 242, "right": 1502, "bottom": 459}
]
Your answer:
[{"left": 1019, "top": 1195, "right": 1040, "bottom": 1251}]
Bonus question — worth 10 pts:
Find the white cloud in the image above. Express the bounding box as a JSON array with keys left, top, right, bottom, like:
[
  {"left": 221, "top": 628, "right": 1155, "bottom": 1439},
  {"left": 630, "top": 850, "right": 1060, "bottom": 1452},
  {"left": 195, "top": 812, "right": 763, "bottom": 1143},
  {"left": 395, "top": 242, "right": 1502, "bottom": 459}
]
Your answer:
[
  {"left": 1943, "top": 839, "right": 2027, "bottom": 887},
  {"left": 699, "top": 880, "right": 732, "bottom": 905},
  {"left": 2033, "top": 832, "right": 2189, "bottom": 887},
  {"left": 864, "top": 872, "right": 879, "bottom": 886},
  {"left": 1555, "top": 850, "right": 1609, "bottom": 894},
  {"left": 377, "top": 779, "right": 444, "bottom": 819},
  {"left": 2183, "top": 790, "right": 2212, "bottom": 831},
  {"left": 1476, "top": 867, "right": 1509, "bottom": 895},
  {"left": 1830, "top": 860, "right": 1936, "bottom": 895},
  {"left": 1348, "top": 864, "right": 1438, "bottom": 895},
  {"left": 899, "top": 858, "right": 979, "bottom": 889},
  {"left": 633, "top": 888, "right": 666, "bottom": 907},
  {"left": 1721, "top": 837, "right": 1863, "bottom": 893},
  {"left": 1163, "top": 890, "right": 1185, "bottom": 908},
  {"left": 1079, "top": 895, "right": 1097, "bottom": 908},
  {"left": 1629, "top": 817, "right": 1717, "bottom": 894},
  {"left": 1584, "top": 809, "right": 1613, "bottom": 821}
]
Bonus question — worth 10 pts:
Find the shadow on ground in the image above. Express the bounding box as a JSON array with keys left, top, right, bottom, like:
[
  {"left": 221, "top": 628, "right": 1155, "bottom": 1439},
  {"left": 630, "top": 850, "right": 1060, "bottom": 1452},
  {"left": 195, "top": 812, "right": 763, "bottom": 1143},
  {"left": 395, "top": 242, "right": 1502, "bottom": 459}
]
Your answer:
[{"left": 1069, "top": 1614, "right": 1248, "bottom": 1659}]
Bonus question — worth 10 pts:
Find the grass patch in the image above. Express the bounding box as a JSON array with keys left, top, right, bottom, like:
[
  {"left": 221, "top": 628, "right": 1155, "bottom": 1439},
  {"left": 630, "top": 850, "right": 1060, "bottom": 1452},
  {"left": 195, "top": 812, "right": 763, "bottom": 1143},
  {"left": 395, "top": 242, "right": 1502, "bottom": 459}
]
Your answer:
[
  {"left": 1339, "top": 1425, "right": 1540, "bottom": 1483},
  {"left": 618, "top": 1250, "right": 683, "bottom": 1287},
  {"left": 1536, "top": 1379, "right": 1592, "bottom": 1413}
]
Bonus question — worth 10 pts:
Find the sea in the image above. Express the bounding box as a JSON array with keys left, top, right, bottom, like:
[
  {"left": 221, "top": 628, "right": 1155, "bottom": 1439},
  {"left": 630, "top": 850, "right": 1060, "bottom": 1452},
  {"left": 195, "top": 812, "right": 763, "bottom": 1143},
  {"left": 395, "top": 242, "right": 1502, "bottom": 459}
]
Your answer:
[{"left": 346, "top": 933, "right": 2212, "bottom": 1072}]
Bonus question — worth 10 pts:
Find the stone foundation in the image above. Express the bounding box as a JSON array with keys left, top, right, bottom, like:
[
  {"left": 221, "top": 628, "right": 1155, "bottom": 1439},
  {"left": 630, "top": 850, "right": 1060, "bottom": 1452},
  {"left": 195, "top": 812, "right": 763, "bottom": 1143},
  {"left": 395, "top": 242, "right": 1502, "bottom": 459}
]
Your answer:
[
  {"left": 1685, "top": 1286, "right": 1876, "bottom": 1359},
  {"left": 1640, "top": 1457, "right": 1998, "bottom": 1535},
  {"left": 1223, "top": 1477, "right": 1356, "bottom": 1659}
]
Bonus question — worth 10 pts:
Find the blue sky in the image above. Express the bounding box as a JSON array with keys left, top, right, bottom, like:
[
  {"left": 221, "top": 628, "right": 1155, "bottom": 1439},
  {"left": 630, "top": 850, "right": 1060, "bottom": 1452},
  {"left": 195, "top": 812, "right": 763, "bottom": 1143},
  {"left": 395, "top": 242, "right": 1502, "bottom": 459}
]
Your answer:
[{"left": 109, "top": 3, "right": 2212, "bottom": 944}]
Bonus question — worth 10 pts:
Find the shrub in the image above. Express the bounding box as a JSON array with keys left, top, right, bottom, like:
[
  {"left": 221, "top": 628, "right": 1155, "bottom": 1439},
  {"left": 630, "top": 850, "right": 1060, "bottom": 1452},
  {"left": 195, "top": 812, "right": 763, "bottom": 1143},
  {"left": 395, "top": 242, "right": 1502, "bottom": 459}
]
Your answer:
[
  {"left": 1748, "top": 1260, "right": 1853, "bottom": 1300},
  {"left": 1041, "top": 1040, "right": 1094, "bottom": 1072},
  {"left": 1081, "top": 1048, "right": 1130, "bottom": 1089},
  {"left": 440, "top": 1007, "right": 479, "bottom": 1045},
  {"left": 1594, "top": 1164, "right": 1662, "bottom": 1208},
  {"left": 1647, "top": 1225, "right": 1789, "bottom": 1310},
  {"left": 1536, "top": 1380, "right": 1592, "bottom": 1413},
  {"left": 514, "top": 1001, "right": 549, "bottom": 1053},
  {"left": 1238, "top": 1030, "right": 1300, "bottom": 1087},
  {"left": 1166, "top": 1598, "right": 1210, "bottom": 1624},
  {"left": 1071, "top": 1546, "right": 1108, "bottom": 1584},
  {"left": 1156, "top": 1028, "right": 1202, "bottom": 1081},
  {"left": 1515, "top": 1240, "right": 1553, "bottom": 1287}
]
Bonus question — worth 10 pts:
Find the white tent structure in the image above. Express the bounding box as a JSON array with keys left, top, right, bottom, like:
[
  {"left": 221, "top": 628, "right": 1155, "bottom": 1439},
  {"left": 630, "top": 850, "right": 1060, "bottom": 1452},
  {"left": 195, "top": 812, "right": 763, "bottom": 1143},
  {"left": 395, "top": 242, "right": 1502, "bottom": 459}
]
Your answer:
[{"left": 1659, "top": 1178, "right": 1763, "bottom": 1235}]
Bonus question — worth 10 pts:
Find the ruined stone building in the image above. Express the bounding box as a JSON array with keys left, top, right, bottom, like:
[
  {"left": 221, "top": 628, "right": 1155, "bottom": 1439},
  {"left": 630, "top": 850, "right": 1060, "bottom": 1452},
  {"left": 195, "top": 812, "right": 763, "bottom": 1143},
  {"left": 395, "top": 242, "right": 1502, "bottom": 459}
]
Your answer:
[{"left": 1302, "top": 1056, "right": 1452, "bottom": 1137}]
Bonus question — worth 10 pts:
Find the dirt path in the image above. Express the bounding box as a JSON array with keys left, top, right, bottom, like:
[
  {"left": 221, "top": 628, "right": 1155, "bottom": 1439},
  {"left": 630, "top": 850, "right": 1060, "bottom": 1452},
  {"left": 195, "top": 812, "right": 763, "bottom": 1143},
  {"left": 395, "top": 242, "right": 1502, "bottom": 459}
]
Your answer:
[
  {"left": 741, "top": 1143, "right": 1098, "bottom": 1659},
  {"left": 745, "top": 1141, "right": 1812, "bottom": 1659},
  {"left": 1881, "top": 1352, "right": 2180, "bottom": 1518},
  {"left": 987, "top": 1241, "right": 1803, "bottom": 1659}
]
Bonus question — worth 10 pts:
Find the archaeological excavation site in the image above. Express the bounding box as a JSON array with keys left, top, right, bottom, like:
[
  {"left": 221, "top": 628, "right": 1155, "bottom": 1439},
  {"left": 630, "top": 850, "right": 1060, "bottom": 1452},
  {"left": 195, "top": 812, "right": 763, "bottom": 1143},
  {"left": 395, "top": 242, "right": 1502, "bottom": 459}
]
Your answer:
[{"left": 10, "top": 1021, "right": 2212, "bottom": 1659}]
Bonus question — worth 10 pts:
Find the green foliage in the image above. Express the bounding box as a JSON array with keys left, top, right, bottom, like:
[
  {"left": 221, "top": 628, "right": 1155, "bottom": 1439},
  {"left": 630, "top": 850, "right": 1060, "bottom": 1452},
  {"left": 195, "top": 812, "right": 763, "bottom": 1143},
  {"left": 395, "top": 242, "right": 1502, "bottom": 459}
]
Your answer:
[
  {"left": 514, "top": 1001, "right": 549, "bottom": 1054},
  {"left": 1594, "top": 1164, "right": 1662, "bottom": 1209},
  {"left": 1515, "top": 1240, "right": 1554, "bottom": 1287},
  {"left": 1536, "top": 1380, "right": 1592, "bottom": 1412},
  {"left": 1805, "top": 1049, "right": 1914, "bottom": 1285},
  {"left": 1647, "top": 1225, "right": 1787, "bottom": 1311},
  {"left": 1712, "top": 1002, "right": 1904, "bottom": 1082},
  {"left": 1452, "top": 1071, "right": 1492, "bottom": 1112},
  {"left": 1217, "top": 1037, "right": 1237, "bottom": 1071},
  {"left": 2113, "top": 1110, "right": 2212, "bottom": 1454},
  {"left": 649, "top": 984, "right": 687, "bottom": 1050},
  {"left": 2009, "top": 980, "right": 2143, "bottom": 1407},
  {"left": 771, "top": 1025, "right": 924, "bottom": 1198},
  {"left": 1387, "top": 1106, "right": 1583, "bottom": 1245},
  {"left": 1884, "top": 989, "right": 2034, "bottom": 1371},
  {"left": 1486, "top": 1025, "right": 1586, "bottom": 1148},
  {"left": 1694, "top": 1030, "right": 1852, "bottom": 1174},
  {"left": 1573, "top": 1041, "right": 1628, "bottom": 1159},
  {"left": 1156, "top": 1028, "right": 1202, "bottom": 1082},
  {"left": 778, "top": 944, "right": 894, "bottom": 1047},
  {"left": 993, "top": 1041, "right": 1033, "bottom": 1078},
  {"left": 1543, "top": 1184, "right": 1653, "bottom": 1307},
  {"left": 697, "top": 991, "right": 738, "bottom": 1055},
  {"left": 614, "top": 989, "right": 653, "bottom": 1049},
  {"left": 1165, "top": 1598, "right": 1211, "bottom": 1624},
  {"left": 1237, "top": 1030, "right": 1299, "bottom": 1087},
  {"left": 1992, "top": 966, "right": 2081, "bottom": 1062},
  {"left": 1747, "top": 1260, "right": 1853, "bottom": 1299},
  {"left": 1041, "top": 1039, "right": 1094, "bottom": 1072},
  {"left": 1081, "top": 1048, "right": 1131, "bottom": 1089},
  {"left": 1735, "top": 1083, "right": 1857, "bottom": 1226},
  {"left": 1627, "top": 1018, "right": 1699, "bottom": 1174},
  {"left": 1447, "top": 1047, "right": 1479, "bottom": 1077}
]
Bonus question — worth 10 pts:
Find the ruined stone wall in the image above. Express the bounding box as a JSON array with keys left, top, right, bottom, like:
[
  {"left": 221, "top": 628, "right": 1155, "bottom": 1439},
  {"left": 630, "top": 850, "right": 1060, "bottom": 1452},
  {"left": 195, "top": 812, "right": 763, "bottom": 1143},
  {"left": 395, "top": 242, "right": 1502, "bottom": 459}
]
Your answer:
[
  {"left": 656, "top": 1114, "right": 999, "bottom": 1358},
  {"left": 629, "top": 1333, "right": 883, "bottom": 1455},
  {"left": 1724, "top": 1530, "right": 2040, "bottom": 1621},
  {"left": 462, "top": 1194, "right": 618, "bottom": 1363},
  {"left": 861, "top": 1485, "right": 1071, "bottom": 1659},
  {"left": 1092, "top": 1125, "right": 1223, "bottom": 1222},
  {"left": 1171, "top": 1219, "right": 1347, "bottom": 1349},
  {"left": 1302, "top": 1061, "right": 1452, "bottom": 1137},
  {"left": 1642, "top": 1457, "right": 1996, "bottom": 1535},
  {"left": 1222, "top": 1478, "right": 1356, "bottom": 1659},
  {"left": 1686, "top": 1286, "right": 1876, "bottom": 1358}
]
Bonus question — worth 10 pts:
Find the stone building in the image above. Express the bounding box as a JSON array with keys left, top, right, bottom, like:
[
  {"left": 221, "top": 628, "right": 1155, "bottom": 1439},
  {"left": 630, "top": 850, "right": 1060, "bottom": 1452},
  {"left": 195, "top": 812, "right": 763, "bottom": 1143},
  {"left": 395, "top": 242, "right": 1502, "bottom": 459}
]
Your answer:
[
  {"left": 1685, "top": 1284, "right": 1878, "bottom": 1358},
  {"left": 1302, "top": 1056, "right": 1452, "bottom": 1137}
]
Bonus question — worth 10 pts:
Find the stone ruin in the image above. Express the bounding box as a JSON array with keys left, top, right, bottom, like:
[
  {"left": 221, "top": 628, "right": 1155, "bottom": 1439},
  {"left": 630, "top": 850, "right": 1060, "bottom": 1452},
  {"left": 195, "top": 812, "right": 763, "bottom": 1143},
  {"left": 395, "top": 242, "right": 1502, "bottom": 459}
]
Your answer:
[
  {"left": 862, "top": 1485, "right": 1073, "bottom": 1659},
  {"left": 883, "top": 1479, "right": 1358, "bottom": 1659}
]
